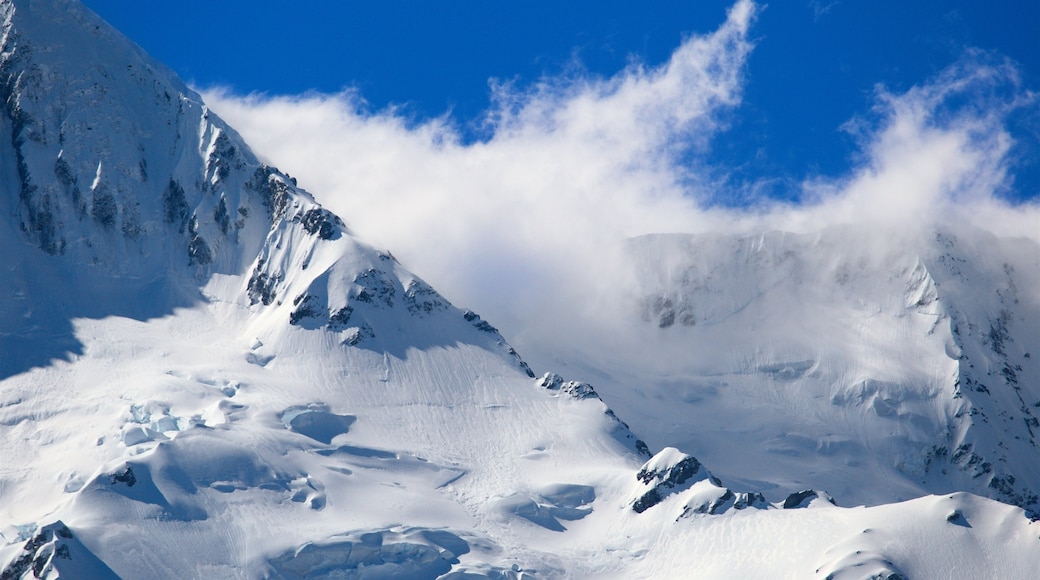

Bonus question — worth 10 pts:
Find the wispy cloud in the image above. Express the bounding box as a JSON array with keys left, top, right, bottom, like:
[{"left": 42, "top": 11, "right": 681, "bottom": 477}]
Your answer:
[
  {"left": 780, "top": 50, "right": 1037, "bottom": 235},
  {"left": 809, "top": 0, "right": 841, "bottom": 21},
  {"left": 201, "top": 0, "right": 1037, "bottom": 369}
]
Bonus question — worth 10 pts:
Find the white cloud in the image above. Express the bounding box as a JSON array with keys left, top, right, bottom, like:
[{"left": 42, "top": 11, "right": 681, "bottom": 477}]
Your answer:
[{"left": 201, "top": 0, "right": 1038, "bottom": 372}]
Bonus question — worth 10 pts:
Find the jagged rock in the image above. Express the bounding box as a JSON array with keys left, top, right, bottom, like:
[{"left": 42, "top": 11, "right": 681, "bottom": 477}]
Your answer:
[
  {"left": 508, "top": 347, "right": 536, "bottom": 379},
  {"left": 1, "top": 522, "right": 72, "bottom": 580},
  {"left": 162, "top": 179, "right": 189, "bottom": 232},
  {"left": 109, "top": 464, "right": 137, "bottom": 487},
  {"left": 535, "top": 372, "right": 598, "bottom": 400},
  {"left": 782, "top": 489, "right": 836, "bottom": 509},
  {"left": 213, "top": 195, "right": 230, "bottom": 235},
  {"left": 353, "top": 269, "right": 395, "bottom": 307},
  {"left": 342, "top": 324, "right": 375, "bottom": 346},
  {"left": 299, "top": 208, "right": 342, "bottom": 240},
  {"left": 0, "top": 521, "right": 116, "bottom": 580},
  {"left": 404, "top": 279, "right": 450, "bottom": 316},
  {"left": 187, "top": 234, "right": 212, "bottom": 266},
  {"left": 327, "top": 306, "right": 354, "bottom": 332},
  {"left": 462, "top": 310, "right": 497, "bottom": 333},
  {"left": 733, "top": 491, "right": 769, "bottom": 510},
  {"left": 289, "top": 294, "right": 324, "bottom": 326},
  {"left": 247, "top": 262, "right": 279, "bottom": 306},
  {"left": 248, "top": 165, "right": 292, "bottom": 219},
  {"left": 631, "top": 448, "right": 715, "bottom": 513}
]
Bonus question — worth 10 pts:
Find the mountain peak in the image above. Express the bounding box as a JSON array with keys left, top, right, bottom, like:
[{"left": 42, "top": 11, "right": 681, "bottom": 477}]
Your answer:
[
  {"left": 0, "top": 0, "right": 533, "bottom": 381},
  {"left": 1, "top": 2, "right": 1037, "bottom": 577}
]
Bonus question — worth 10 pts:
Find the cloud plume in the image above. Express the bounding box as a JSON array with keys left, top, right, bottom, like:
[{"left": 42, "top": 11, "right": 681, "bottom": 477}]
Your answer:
[{"left": 201, "top": 0, "right": 1038, "bottom": 371}]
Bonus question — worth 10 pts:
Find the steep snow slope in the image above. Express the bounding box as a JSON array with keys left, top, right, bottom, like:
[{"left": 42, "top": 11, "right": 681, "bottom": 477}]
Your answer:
[
  {"left": 0, "top": 0, "right": 650, "bottom": 576},
  {"left": 0, "top": 0, "right": 1037, "bottom": 577},
  {"left": 541, "top": 226, "right": 1040, "bottom": 512},
  {"left": 0, "top": 0, "right": 266, "bottom": 379}
]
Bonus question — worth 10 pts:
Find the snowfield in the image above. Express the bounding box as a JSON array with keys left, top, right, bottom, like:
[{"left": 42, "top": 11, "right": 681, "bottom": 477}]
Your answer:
[{"left": 0, "top": 0, "right": 1038, "bottom": 578}]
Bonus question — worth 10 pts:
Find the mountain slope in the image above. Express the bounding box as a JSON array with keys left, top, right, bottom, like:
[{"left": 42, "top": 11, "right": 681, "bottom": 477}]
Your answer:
[
  {"left": 540, "top": 225, "right": 1039, "bottom": 512},
  {"left": 0, "top": 0, "right": 1037, "bottom": 578}
]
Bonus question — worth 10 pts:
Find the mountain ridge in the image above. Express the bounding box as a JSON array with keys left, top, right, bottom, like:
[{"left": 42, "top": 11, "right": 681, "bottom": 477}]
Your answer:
[
  {"left": 572, "top": 224, "right": 1040, "bottom": 512},
  {"left": 0, "top": 0, "right": 1037, "bottom": 577}
]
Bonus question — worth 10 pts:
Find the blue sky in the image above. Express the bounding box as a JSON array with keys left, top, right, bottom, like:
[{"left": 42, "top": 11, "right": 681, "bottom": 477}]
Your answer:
[{"left": 82, "top": 0, "right": 1038, "bottom": 204}]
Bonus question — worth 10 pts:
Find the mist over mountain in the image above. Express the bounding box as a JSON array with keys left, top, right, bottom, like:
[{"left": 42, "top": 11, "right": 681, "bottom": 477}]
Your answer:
[{"left": 1, "top": 0, "right": 1037, "bottom": 578}]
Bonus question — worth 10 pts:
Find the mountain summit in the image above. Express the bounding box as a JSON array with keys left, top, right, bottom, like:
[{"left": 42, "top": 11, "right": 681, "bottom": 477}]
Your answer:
[{"left": 1, "top": 1, "right": 1037, "bottom": 578}]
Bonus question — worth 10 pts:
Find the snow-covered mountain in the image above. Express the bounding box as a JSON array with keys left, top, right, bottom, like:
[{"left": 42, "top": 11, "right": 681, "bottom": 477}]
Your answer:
[
  {"left": 1, "top": 0, "right": 1037, "bottom": 578},
  {"left": 538, "top": 226, "right": 1039, "bottom": 513}
]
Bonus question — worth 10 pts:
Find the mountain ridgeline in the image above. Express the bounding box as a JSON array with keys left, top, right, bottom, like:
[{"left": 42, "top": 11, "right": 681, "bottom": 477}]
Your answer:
[
  {"left": 0, "top": 0, "right": 533, "bottom": 380},
  {"left": 0, "top": 0, "right": 1038, "bottom": 578}
]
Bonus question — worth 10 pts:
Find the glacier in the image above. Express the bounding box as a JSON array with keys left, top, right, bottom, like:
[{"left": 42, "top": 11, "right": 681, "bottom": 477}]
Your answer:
[{"left": 0, "top": 0, "right": 1038, "bottom": 578}]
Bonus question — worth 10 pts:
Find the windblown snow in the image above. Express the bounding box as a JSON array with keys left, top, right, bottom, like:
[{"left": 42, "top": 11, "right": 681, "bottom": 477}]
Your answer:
[{"left": 0, "top": 0, "right": 1037, "bottom": 578}]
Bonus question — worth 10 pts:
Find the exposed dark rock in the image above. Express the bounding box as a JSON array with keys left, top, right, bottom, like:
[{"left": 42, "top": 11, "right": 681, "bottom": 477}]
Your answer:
[
  {"left": 300, "top": 208, "right": 341, "bottom": 240},
  {"left": 247, "top": 261, "right": 280, "bottom": 305},
  {"left": 0, "top": 520, "right": 118, "bottom": 580},
  {"left": 733, "top": 491, "right": 769, "bottom": 510},
  {"left": 110, "top": 464, "right": 136, "bottom": 487},
  {"left": 536, "top": 372, "right": 598, "bottom": 400},
  {"left": 640, "top": 294, "right": 696, "bottom": 329},
  {"left": 24, "top": 193, "right": 62, "bottom": 255},
  {"left": 353, "top": 269, "right": 395, "bottom": 307},
  {"left": 91, "top": 187, "right": 117, "bottom": 228},
  {"left": 507, "top": 347, "right": 536, "bottom": 378},
  {"left": 634, "top": 440, "right": 652, "bottom": 458},
  {"left": 188, "top": 234, "right": 212, "bottom": 266},
  {"left": 1, "top": 57, "right": 64, "bottom": 254},
  {"left": 328, "top": 306, "right": 354, "bottom": 332},
  {"left": 632, "top": 450, "right": 707, "bottom": 513},
  {"left": 404, "top": 279, "right": 450, "bottom": 316},
  {"left": 637, "top": 455, "right": 701, "bottom": 486},
  {"left": 342, "top": 324, "right": 375, "bottom": 347},
  {"left": 207, "top": 131, "right": 237, "bottom": 183},
  {"left": 782, "top": 489, "right": 835, "bottom": 509},
  {"left": 53, "top": 155, "right": 75, "bottom": 191},
  {"left": 163, "top": 179, "right": 189, "bottom": 232},
  {"left": 289, "top": 294, "right": 324, "bottom": 326},
  {"left": 632, "top": 489, "right": 663, "bottom": 514},
  {"left": 248, "top": 165, "right": 291, "bottom": 219},
  {"left": 1, "top": 522, "right": 73, "bottom": 580},
  {"left": 463, "top": 310, "right": 497, "bottom": 333},
  {"left": 682, "top": 489, "right": 735, "bottom": 516},
  {"left": 214, "top": 194, "right": 230, "bottom": 235}
]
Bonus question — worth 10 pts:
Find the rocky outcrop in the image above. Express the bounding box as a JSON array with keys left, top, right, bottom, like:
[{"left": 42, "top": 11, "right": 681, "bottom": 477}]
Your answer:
[
  {"left": 630, "top": 447, "right": 716, "bottom": 513},
  {"left": 538, "top": 373, "right": 650, "bottom": 458},
  {"left": 0, "top": 521, "right": 117, "bottom": 579}
]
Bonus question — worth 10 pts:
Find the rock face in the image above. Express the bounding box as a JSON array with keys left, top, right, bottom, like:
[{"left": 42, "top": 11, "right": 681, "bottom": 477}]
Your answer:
[
  {"left": 629, "top": 449, "right": 831, "bottom": 518},
  {"left": 0, "top": 521, "right": 117, "bottom": 579},
  {"left": 1, "top": 1, "right": 1039, "bottom": 579},
  {"left": 781, "top": 489, "right": 836, "bottom": 510},
  {"left": 630, "top": 447, "right": 719, "bottom": 514}
]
